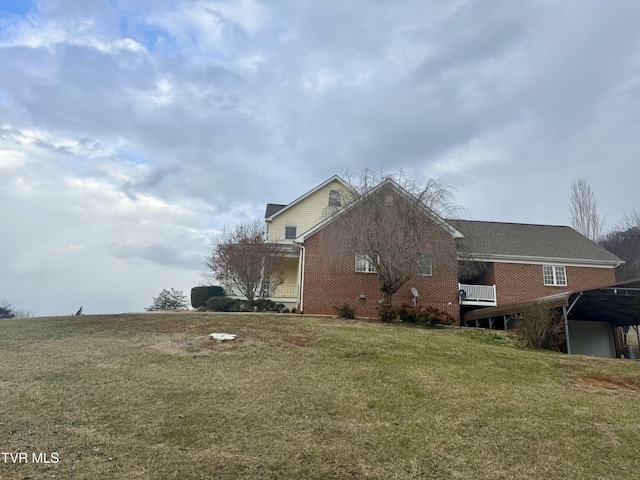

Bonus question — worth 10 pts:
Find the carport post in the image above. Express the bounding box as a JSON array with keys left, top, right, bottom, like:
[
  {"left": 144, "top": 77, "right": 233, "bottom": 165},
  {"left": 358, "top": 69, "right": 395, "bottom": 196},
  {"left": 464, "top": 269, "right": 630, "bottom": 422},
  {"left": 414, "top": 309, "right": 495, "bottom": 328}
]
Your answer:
[{"left": 562, "top": 306, "right": 572, "bottom": 355}]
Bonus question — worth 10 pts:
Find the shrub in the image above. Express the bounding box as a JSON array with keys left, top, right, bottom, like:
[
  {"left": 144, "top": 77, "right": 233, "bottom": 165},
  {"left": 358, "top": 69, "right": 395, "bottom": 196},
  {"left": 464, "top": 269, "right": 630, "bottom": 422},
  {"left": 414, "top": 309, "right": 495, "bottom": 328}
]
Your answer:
[
  {"left": 191, "top": 286, "right": 225, "bottom": 309},
  {"left": 146, "top": 288, "right": 189, "bottom": 311},
  {"left": 335, "top": 303, "right": 356, "bottom": 319},
  {"left": 518, "top": 307, "right": 564, "bottom": 351},
  {"left": 378, "top": 303, "right": 455, "bottom": 327},
  {"left": 0, "top": 299, "right": 15, "bottom": 319},
  {"left": 398, "top": 304, "right": 456, "bottom": 327},
  {"left": 252, "top": 299, "right": 278, "bottom": 312},
  {"left": 205, "top": 296, "right": 237, "bottom": 312},
  {"left": 378, "top": 305, "right": 399, "bottom": 323},
  {"left": 281, "top": 308, "right": 290, "bottom": 314}
]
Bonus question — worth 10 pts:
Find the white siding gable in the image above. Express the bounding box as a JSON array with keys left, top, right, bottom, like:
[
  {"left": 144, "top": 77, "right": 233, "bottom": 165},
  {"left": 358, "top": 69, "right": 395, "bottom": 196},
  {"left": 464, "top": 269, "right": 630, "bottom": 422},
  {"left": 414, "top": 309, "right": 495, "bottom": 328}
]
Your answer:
[{"left": 267, "top": 178, "right": 349, "bottom": 243}]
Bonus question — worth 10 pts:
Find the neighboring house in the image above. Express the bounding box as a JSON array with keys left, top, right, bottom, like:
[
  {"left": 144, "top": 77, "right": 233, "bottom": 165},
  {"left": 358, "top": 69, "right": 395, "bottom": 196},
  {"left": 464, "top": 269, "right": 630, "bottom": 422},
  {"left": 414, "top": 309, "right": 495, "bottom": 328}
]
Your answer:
[{"left": 229, "top": 176, "right": 623, "bottom": 323}]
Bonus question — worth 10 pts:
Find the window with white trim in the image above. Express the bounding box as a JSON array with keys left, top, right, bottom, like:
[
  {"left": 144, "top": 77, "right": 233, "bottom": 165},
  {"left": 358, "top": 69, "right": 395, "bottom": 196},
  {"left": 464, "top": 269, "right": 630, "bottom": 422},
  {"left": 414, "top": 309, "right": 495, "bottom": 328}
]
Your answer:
[
  {"left": 543, "top": 265, "right": 567, "bottom": 286},
  {"left": 285, "top": 226, "right": 297, "bottom": 240},
  {"left": 417, "top": 255, "right": 432, "bottom": 276},
  {"left": 355, "top": 253, "right": 377, "bottom": 273}
]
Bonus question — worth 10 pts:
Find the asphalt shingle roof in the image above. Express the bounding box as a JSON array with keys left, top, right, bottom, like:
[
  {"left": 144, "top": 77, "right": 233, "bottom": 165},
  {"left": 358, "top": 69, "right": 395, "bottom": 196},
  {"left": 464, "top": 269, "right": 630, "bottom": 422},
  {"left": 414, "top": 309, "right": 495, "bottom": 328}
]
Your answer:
[
  {"left": 447, "top": 219, "right": 621, "bottom": 263},
  {"left": 265, "top": 203, "right": 287, "bottom": 218}
]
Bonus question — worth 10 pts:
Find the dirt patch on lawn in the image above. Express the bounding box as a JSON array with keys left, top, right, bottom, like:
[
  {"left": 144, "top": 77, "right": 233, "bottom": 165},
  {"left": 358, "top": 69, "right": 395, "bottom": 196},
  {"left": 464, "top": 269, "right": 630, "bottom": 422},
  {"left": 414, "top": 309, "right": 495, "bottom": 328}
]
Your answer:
[
  {"left": 148, "top": 335, "right": 236, "bottom": 357},
  {"left": 578, "top": 375, "right": 640, "bottom": 395},
  {"left": 147, "top": 329, "right": 317, "bottom": 357}
]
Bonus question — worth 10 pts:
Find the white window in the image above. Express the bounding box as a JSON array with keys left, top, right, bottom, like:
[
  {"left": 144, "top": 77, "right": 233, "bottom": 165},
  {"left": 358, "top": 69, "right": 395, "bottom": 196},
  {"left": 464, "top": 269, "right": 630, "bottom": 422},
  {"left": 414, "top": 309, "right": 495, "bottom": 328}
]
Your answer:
[
  {"left": 543, "top": 265, "right": 567, "bottom": 286},
  {"left": 285, "top": 226, "right": 297, "bottom": 240},
  {"left": 355, "top": 253, "right": 377, "bottom": 273},
  {"left": 417, "top": 255, "right": 432, "bottom": 276}
]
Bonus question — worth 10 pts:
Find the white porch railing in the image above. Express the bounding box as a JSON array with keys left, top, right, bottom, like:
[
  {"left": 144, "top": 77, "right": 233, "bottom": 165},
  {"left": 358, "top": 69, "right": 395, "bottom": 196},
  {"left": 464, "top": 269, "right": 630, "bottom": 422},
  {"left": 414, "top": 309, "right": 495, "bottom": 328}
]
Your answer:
[
  {"left": 459, "top": 283, "right": 497, "bottom": 306},
  {"left": 224, "top": 283, "right": 299, "bottom": 299},
  {"left": 272, "top": 283, "right": 299, "bottom": 299}
]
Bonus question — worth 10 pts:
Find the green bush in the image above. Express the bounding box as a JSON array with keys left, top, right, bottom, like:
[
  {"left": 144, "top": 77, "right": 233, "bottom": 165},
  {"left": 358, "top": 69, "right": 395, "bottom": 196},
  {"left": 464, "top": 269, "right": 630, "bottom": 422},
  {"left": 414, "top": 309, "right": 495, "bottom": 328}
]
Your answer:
[
  {"left": 252, "top": 299, "right": 278, "bottom": 312},
  {"left": 334, "top": 303, "right": 356, "bottom": 319},
  {"left": 191, "top": 286, "right": 225, "bottom": 308},
  {"left": 205, "top": 296, "right": 236, "bottom": 312},
  {"left": 146, "top": 288, "right": 189, "bottom": 311},
  {"left": 203, "top": 297, "right": 283, "bottom": 313}
]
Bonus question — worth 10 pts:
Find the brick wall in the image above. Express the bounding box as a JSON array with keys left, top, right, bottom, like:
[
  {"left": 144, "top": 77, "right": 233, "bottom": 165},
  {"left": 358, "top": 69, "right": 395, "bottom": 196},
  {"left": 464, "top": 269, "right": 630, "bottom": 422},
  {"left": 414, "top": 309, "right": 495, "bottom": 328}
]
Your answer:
[
  {"left": 301, "top": 225, "right": 461, "bottom": 321},
  {"left": 493, "top": 262, "right": 616, "bottom": 305}
]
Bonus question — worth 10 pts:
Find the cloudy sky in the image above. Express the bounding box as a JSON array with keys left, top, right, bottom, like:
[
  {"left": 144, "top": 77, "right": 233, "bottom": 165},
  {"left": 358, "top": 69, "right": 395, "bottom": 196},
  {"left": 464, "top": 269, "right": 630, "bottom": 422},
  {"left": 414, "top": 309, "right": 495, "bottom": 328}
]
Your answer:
[{"left": 1, "top": 0, "right": 639, "bottom": 316}]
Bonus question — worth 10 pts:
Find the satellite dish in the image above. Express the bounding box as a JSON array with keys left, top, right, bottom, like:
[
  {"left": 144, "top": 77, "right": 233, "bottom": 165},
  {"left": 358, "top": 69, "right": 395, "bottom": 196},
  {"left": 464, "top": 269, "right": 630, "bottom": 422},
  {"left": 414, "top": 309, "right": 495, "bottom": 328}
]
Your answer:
[{"left": 411, "top": 287, "right": 419, "bottom": 297}]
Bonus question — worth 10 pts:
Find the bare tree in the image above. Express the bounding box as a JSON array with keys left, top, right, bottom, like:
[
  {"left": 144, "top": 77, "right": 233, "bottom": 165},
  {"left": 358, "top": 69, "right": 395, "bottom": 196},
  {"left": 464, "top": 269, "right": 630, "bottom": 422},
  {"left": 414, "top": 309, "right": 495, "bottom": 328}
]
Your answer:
[
  {"left": 324, "top": 169, "right": 463, "bottom": 306},
  {"left": 599, "top": 209, "right": 640, "bottom": 280},
  {"left": 204, "top": 219, "right": 286, "bottom": 302},
  {"left": 570, "top": 178, "right": 605, "bottom": 241}
]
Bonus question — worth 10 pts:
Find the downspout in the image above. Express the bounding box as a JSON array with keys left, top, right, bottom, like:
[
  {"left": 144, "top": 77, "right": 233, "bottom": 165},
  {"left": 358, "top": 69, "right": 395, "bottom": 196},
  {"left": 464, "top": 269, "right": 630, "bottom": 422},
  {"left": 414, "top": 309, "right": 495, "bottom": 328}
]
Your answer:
[
  {"left": 299, "top": 244, "right": 306, "bottom": 313},
  {"left": 294, "top": 241, "right": 305, "bottom": 313}
]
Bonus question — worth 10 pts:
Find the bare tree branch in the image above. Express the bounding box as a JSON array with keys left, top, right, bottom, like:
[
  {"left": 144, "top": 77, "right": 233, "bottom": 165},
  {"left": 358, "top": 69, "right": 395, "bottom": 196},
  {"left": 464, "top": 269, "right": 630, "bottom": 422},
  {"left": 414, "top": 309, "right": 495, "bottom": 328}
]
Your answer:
[
  {"left": 570, "top": 178, "right": 605, "bottom": 241},
  {"left": 323, "top": 168, "right": 462, "bottom": 305},
  {"left": 204, "top": 220, "right": 286, "bottom": 302},
  {"left": 599, "top": 209, "right": 640, "bottom": 281}
]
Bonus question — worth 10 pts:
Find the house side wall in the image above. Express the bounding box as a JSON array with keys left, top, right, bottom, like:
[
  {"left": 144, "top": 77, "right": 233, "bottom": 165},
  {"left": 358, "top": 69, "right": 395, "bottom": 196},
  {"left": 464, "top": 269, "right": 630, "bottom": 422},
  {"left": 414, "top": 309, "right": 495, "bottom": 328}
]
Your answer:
[
  {"left": 302, "top": 225, "right": 460, "bottom": 321},
  {"left": 281, "top": 257, "right": 299, "bottom": 285},
  {"left": 493, "top": 263, "right": 616, "bottom": 305},
  {"left": 267, "top": 179, "right": 349, "bottom": 244}
]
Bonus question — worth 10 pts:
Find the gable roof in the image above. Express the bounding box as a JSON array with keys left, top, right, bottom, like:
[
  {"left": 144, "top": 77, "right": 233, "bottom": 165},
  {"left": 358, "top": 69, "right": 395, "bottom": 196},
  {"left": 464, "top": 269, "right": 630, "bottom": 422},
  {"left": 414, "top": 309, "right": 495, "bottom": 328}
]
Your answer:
[
  {"left": 264, "top": 175, "right": 351, "bottom": 221},
  {"left": 297, "top": 178, "right": 463, "bottom": 242},
  {"left": 265, "top": 203, "right": 286, "bottom": 218},
  {"left": 448, "top": 219, "right": 622, "bottom": 265}
]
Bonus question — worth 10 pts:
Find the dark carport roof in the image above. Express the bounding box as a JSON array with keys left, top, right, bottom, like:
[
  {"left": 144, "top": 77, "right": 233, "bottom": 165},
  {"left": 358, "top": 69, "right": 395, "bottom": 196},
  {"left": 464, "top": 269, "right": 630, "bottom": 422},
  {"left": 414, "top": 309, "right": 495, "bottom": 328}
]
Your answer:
[{"left": 464, "top": 278, "right": 640, "bottom": 327}]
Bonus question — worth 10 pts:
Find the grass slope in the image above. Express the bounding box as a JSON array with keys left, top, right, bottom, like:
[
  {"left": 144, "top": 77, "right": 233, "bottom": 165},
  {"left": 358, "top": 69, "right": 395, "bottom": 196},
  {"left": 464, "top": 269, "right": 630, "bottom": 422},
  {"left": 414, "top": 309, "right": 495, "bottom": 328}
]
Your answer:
[{"left": 1, "top": 313, "right": 639, "bottom": 479}]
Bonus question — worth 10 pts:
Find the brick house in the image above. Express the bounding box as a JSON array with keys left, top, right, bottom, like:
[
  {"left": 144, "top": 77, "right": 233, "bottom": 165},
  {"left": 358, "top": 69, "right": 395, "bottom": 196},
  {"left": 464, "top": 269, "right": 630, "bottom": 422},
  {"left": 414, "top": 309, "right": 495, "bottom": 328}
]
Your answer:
[{"left": 225, "top": 176, "right": 622, "bottom": 322}]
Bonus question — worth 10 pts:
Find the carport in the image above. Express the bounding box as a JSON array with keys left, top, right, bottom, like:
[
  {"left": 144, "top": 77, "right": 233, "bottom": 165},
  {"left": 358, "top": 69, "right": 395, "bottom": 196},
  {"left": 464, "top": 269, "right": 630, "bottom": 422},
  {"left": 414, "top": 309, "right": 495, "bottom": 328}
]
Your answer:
[{"left": 462, "top": 279, "right": 640, "bottom": 358}]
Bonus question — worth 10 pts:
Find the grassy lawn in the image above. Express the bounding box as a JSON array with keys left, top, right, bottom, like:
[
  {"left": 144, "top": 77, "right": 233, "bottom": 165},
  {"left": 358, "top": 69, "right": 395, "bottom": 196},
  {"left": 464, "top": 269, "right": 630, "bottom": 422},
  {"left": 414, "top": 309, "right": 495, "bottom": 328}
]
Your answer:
[{"left": 1, "top": 313, "right": 640, "bottom": 479}]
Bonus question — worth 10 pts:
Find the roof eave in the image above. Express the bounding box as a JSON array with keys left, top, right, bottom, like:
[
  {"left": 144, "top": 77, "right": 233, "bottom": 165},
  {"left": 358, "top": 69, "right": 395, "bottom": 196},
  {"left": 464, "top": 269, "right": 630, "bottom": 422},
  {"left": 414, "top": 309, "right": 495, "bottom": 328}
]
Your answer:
[{"left": 457, "top": 252, "right": 623, "bottom": 267}]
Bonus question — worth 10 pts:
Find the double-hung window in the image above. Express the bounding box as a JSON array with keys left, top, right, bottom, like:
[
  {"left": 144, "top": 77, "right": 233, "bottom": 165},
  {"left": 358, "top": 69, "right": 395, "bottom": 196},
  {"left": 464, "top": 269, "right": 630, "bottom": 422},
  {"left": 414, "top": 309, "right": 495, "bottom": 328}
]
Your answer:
[
  {"left": 355, "top": 253, "right": 377, "bottom": 273},
  {"left": 543, "top": 265, "right": 567, "bottom": 286},
  {"left": 417, "top": 254, "right": 432, "bottom": 276},
  {"left": 285, "top": 226, "right": 297, "bottom": 240}
]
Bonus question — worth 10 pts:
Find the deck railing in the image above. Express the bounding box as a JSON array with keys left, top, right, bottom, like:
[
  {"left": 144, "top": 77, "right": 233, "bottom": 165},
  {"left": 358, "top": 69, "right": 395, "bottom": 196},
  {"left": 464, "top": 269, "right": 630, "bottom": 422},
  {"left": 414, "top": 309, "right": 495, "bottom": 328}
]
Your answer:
[{"left": 459, "top": 283, "right": 497, "bottom": 306}]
